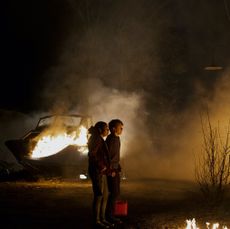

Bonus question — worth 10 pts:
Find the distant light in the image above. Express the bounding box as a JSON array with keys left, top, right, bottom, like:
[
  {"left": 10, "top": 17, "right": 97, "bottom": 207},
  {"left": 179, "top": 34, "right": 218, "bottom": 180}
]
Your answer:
[
  {"left": 204, "top": 66, "right": 223, "bottom": 71},
  {"left": 121, "top": 174, "right": 127, "bottom": 180},
  {"left": 79, "top": 174, "right": 87, "bottom": 180}
]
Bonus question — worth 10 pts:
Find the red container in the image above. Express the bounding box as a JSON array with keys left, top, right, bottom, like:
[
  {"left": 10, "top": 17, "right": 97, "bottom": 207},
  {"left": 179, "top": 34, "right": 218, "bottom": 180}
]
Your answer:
[{"left": 113, "top": 200, "right": 128, "bottom": 216}]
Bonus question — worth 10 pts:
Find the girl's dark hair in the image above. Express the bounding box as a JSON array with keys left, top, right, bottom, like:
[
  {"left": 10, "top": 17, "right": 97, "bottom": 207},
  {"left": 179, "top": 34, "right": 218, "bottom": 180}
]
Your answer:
[{"left": 88, "top": 121, "right": 107, "bottom": 135}]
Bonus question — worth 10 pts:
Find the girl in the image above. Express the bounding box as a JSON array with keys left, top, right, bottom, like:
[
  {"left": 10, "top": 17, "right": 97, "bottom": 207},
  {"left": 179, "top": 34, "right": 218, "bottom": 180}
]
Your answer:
[{"left": 88, "top": 121, "right": 114, "bottom": 228}]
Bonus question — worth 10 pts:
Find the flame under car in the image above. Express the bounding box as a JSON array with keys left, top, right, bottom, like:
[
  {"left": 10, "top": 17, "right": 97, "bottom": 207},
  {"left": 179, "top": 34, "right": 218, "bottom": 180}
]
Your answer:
[{"left": 5, "top": 114, "right": 93, "bottom": 178}]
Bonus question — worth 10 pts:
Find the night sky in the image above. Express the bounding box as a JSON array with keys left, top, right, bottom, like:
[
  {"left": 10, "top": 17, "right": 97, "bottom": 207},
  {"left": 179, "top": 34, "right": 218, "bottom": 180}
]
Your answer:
[
  {"left": 2, "top": 0, "right": 230, "bottom": 113},
  {"left": 1, "top": 0, "right": 73, "bottom": 112}
]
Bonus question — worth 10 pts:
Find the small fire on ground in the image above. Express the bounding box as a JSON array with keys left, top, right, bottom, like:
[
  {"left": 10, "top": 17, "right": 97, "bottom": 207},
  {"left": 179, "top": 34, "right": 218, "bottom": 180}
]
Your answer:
[
  {"left": 31, "top": 126, "right": 88, "bottom": 158},
  {"left": 186, "top": 218, "right": 228, "bottom": 229}
]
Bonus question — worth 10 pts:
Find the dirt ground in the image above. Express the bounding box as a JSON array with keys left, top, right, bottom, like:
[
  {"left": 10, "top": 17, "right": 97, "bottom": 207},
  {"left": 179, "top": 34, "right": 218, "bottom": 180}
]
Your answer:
[{"left": 0, "top": 178, "right": 230, "bottom": 229}]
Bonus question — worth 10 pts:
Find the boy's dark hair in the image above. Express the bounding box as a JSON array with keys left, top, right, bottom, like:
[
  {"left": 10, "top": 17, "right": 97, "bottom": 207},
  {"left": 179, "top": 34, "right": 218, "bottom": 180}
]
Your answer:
[{"left": 108, "top": 119, "right": 123, "bottom": 132}]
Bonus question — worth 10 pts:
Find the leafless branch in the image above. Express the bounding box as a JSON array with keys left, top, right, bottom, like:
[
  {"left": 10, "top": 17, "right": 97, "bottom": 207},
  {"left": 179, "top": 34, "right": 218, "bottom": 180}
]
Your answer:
[{"left": 195, "top": 113, "right": 230, "bottom": 203}]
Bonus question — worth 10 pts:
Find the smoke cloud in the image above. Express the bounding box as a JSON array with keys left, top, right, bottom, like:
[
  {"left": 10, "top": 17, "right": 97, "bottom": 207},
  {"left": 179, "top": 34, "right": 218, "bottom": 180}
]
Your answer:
[
  {"left": 39, "top": 0, "right": 230, "bottom": 180},
  {"left": 2, "top": 0, "right": 230, "bottom": 180}
]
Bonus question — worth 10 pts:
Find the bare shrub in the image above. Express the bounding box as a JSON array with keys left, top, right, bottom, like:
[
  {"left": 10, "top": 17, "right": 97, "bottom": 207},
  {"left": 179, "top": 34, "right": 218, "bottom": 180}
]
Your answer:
[{"left": 195, "top": 113, "right": 230, "bottom": 203}]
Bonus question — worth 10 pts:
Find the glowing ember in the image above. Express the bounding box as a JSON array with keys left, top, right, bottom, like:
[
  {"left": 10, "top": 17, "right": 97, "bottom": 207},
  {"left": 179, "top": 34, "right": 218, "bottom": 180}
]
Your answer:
[
  {"left": 186, "top": 218, "right": 228, "bottom": 229},
  {"left": 31, "top": 126, "right": 88, "bottom": 158}
]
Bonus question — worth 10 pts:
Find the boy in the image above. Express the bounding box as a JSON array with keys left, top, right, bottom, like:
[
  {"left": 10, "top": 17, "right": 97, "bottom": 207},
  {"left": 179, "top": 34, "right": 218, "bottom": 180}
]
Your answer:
[{"left": 106, "top": 119, "right": 124, "bottom": 224}]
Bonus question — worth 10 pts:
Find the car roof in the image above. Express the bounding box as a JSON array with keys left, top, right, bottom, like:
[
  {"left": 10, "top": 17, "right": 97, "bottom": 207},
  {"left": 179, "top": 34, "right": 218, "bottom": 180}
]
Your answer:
[{"left": 36, "top": 114, "right": 92, "bottom": 129}]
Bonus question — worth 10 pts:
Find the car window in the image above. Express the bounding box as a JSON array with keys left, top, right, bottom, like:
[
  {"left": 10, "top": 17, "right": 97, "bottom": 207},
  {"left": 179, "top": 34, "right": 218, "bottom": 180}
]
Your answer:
[{"left": 37, "top": 116, "right": 86, "bottom": 129}]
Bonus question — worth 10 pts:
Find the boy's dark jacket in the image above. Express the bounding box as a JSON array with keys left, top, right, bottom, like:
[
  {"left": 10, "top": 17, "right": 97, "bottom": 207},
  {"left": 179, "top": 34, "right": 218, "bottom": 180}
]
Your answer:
[{"left": 106, "top": 133, "right": 121, "bottom": 172}]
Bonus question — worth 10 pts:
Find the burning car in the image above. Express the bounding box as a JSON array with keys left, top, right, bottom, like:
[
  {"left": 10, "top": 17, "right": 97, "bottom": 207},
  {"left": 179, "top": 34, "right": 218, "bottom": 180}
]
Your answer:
[{"left": 5, "top": 114, "right": 93, "bottom": 179}]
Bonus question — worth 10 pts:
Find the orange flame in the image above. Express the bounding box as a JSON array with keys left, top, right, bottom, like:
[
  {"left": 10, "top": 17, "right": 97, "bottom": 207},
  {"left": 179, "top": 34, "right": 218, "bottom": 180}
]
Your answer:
[
  {"left": 186, "top": 218, "right": 228, "bottom": 229},
  {"left": 31, "top": 126, "right": 88, "bottom": 158}
]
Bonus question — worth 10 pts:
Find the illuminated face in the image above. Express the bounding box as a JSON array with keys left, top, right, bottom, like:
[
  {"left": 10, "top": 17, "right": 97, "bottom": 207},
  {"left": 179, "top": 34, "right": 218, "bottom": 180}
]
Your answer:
[
  {"left": 114, "top": 123, "right": 123, "bottom": 136},
  {"left": 101, "top": 125, "right": 109, "bottom": 137}
]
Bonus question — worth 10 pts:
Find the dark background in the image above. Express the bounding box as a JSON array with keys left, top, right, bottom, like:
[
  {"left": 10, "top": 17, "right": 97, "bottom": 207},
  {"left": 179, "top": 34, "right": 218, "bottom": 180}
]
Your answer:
[
  {"left": 2, "top": 1, "right": 230, "bottom": 179},
  {"left": 2, "top": 0, "right": 230, "bottom": 113},
  {"left": 1, "top": 0, "right": 73, "bottom": 112}
]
